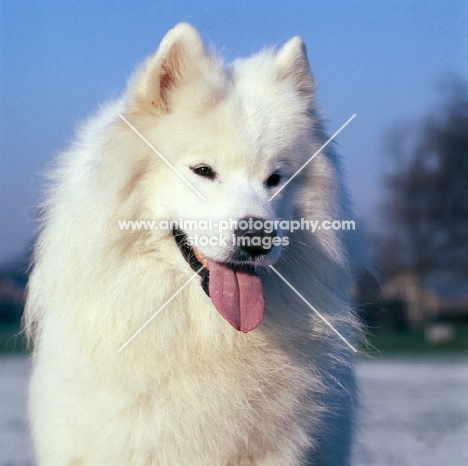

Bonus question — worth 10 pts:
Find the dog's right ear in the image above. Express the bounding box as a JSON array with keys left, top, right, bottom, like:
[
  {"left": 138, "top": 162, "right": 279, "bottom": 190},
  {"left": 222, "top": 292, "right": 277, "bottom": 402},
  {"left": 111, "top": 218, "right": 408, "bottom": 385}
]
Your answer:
[
  {"left": 129, "top": 23, "right": 206, "bottom": 113},
  {"left": 276, "top": 37, "right": 315, "bottom": 98}
]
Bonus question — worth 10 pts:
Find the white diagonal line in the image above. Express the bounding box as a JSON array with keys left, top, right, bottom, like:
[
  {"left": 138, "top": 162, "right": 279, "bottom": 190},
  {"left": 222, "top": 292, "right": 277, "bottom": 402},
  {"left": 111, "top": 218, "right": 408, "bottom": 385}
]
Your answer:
[
  {"left": 117, "top": 266, "right": 205, "bottom": 353},
  {"left": 268, "top": 265, "right": 357, "bottom": 352},
  {"left": 118, "top": 113, "right": 207, "bottom": 201},
  {"left": 268, "top": 114, "right": 356, "bottom": 201}
]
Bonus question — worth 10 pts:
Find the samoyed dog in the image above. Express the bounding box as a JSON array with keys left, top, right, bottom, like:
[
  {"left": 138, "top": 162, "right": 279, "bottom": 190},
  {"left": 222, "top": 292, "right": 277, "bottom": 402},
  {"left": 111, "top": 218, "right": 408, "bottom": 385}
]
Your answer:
[{"left": 25, "top": 23, "right": 358, "bottom": 466}]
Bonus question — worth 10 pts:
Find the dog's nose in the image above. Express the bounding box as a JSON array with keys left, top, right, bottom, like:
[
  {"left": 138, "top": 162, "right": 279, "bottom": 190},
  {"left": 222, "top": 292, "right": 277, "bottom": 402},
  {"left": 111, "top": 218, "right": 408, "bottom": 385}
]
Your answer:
[{"left": 234, "top": 217, "right": 278, "bottom": 256}]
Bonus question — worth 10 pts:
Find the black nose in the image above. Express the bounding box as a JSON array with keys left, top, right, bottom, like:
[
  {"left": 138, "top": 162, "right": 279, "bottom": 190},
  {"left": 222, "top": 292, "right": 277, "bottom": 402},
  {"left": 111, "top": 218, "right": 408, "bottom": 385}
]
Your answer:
[{"left": 234, "top": 217, "right": 278, "bottom": 256}]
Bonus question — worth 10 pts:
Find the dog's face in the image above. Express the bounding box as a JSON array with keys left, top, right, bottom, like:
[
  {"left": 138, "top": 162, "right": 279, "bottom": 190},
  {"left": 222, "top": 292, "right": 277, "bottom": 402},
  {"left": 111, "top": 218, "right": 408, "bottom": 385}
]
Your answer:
[
  {"left": 156, "top": 92, "right": 309, "bottom": 266},
  {"left": 123, "top": 24, "right": 318, "bottom": 331}
]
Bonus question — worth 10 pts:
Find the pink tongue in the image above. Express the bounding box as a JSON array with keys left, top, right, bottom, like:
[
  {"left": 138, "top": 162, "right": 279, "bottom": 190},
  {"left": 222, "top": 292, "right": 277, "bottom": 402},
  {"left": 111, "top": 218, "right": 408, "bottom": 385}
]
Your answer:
[{"left": 208, "top": 261, "right": 264, "bottom": 332}]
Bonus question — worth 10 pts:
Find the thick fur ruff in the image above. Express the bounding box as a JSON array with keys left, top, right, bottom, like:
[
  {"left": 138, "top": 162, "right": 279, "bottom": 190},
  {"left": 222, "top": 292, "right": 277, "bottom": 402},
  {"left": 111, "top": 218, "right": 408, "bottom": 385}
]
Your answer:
[{"left": 25, "top": 24, "right": 358, "bottom": 466}]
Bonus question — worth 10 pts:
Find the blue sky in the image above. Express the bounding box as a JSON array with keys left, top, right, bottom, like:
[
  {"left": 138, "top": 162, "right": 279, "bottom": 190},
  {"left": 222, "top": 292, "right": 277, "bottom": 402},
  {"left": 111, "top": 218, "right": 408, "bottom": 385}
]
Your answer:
[{"left": 1, "top": 0, "right": 467, "bottom": 265}]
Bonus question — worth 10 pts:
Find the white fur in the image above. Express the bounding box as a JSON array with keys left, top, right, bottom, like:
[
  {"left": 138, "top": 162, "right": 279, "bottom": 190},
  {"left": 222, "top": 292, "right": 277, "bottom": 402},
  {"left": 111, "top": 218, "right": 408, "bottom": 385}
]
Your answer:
[{"left": 25, "top": 24, "right": 358, "bottom": 465}]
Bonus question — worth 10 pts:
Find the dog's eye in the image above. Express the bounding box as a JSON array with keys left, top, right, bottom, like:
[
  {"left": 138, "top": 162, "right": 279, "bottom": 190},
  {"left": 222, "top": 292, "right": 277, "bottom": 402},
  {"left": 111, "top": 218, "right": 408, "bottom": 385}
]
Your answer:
[
  {"left": 190, "top": 164, "right": 216, "bottom": 180},
  {"left": 265, "top": 173, "right": 281, "bottom": 188}
]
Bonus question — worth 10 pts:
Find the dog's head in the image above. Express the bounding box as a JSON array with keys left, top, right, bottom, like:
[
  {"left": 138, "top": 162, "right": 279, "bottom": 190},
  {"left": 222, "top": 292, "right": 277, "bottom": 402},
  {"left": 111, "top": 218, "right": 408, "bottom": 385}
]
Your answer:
[{"left": 119, "top": 24, "right": 337, "bottom": 332}]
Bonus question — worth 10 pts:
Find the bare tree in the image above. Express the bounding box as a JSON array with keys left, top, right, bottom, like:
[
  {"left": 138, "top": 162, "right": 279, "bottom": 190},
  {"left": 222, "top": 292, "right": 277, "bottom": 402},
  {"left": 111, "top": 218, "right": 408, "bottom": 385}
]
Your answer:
[
  {"left": 383, "top": 76, "right": 468, "bottom": 282},
  {"left": 375, "top": 77, "right": 468, "bottom": 327}
]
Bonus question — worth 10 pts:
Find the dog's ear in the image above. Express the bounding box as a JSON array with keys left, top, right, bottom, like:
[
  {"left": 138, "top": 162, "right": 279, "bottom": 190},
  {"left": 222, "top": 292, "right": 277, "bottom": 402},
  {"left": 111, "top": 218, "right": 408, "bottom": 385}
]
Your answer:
[
  {"left": 276, "top": 37, "right": 315, "bottom": 96},
  {"left": 129, "top": 23, "right": 207, "bottom": 113}
]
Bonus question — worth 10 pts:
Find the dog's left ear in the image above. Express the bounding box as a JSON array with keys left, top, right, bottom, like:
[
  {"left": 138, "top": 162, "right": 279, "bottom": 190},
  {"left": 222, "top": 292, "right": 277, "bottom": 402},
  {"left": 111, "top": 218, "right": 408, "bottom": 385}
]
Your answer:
[
  {"left": 276, "top": 37, "right": 315, "bottom": 96},
  {"left": 129, "top": 23, "right": 208, "bottom": 113}
]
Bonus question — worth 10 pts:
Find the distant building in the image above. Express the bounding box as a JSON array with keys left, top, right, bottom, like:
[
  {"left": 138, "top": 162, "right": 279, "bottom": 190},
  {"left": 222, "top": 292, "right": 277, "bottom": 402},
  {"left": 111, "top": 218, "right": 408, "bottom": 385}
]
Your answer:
[
  {"left": 0, "top": 275, "right": 26, "bottom": 322},
  {"left": 381, "top": 272, "right": 468, "bottom": 328}
]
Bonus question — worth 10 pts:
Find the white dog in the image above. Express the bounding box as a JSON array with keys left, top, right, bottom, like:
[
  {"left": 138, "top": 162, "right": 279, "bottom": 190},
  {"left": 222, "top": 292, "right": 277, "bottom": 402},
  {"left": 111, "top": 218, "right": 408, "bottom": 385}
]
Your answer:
[{"left": 25, "top": 23, "right": 358, "bottom": 465}]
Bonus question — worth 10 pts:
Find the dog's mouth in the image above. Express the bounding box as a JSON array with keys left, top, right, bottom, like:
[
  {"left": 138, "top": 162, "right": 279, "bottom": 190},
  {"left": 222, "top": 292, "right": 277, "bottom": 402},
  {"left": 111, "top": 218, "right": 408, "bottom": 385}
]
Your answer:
[{"left": 172, "top": 229, "right": 264, "bottom": 332}]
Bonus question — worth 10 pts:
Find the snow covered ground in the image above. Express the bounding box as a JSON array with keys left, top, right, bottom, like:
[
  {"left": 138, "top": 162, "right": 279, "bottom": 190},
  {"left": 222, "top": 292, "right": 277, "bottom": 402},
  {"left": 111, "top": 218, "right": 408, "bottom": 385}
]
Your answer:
[
  {"left": 0, "top": 356, "right": 32, "bottom": 466},
  {"left": 353, "top": 357, "right": 468, "bottom": 466},
  {"left": 1, "top": 355, "right": 467, "bottom": 465}
]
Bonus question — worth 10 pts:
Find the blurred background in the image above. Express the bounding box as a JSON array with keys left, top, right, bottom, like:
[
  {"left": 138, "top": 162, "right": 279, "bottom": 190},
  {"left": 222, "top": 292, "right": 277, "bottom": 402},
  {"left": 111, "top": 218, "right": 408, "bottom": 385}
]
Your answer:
[{"left": 1, "top": 1, "right": 467, "bottom": 465}]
